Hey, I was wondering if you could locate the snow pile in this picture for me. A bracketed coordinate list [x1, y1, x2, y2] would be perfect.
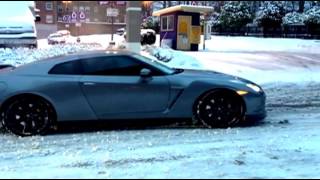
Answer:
[199, 35, 320, 53]
[61, 34, 125, 49]
[0, 43, 103, 66]
[282, 12, 306, 25]
[184, 51, 320, 84]
[142, 46, 320, 85]
[143, 46, 203, 70]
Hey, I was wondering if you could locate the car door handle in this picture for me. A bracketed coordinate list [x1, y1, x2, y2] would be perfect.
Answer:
[82, 82, 96, 86]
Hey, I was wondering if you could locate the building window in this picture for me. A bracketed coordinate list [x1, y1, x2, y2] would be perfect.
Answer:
[116, 1, 126, 6]
[79, 6, 85, 12]
[45, 2, 53, 11]
[94, 6, 99, 13]
[57, 5, 63, 13]
[73, 6, 78, 12]
[46, 15, 54, 24]
[85, 6, 90, 13]
[161, 15, 174, 31]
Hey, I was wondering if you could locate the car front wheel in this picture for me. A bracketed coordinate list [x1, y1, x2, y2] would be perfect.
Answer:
[194, 90, 245, 128]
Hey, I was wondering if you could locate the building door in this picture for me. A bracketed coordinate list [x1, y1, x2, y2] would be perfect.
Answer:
[177, 16, 191, 50]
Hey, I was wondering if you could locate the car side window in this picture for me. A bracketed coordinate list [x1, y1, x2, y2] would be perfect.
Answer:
[81, 55, 163, 76]
[49, 61, 82, 75]
[81, 56, 116, 76]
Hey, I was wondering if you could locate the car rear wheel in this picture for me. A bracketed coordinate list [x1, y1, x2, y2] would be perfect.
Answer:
[1, 96, 55, 136]
[194, 90, 245, 128]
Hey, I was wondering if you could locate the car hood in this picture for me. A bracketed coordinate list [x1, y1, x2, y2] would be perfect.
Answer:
[175, 69, 254, 84]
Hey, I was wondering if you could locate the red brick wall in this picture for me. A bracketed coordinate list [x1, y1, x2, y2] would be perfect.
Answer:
[36, 1, 128, 35]
[35, 1, 57, 24]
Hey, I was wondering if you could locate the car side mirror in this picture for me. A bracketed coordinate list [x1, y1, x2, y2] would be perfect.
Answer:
[35, 15, 41, 22]
[140, 68, 152, 78]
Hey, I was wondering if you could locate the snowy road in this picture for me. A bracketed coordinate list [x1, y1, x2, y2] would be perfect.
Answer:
[0, 83, 319, 178]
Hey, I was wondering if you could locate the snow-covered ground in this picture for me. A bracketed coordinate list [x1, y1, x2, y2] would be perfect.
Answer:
[199, 36, 320, 53]
[0, 92, 319, 178]
[0, 35, 320, 178]
[148, 35, 320, 85]
[38, 34, 125, 50]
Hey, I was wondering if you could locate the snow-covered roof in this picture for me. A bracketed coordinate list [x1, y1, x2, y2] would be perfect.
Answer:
[152, 5, 214, 16]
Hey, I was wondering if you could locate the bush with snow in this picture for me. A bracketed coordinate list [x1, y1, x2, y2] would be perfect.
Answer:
[304, 6, 320, 26]
[124, 29, 156, 45]
[255, 1, 286, 27]
[141, 16, 160, 33]
[282, 12, 306, 25]
[210, 12, 221, 27]
[218, 1, 253, 28]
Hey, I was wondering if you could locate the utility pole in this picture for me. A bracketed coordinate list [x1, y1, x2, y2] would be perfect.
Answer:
[111, 1, 115, 42]
[126, 1, 141, 53]
[203, 20, 206, 50]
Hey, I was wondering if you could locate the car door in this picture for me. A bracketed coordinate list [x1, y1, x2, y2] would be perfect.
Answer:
[79, 55, 170, 119]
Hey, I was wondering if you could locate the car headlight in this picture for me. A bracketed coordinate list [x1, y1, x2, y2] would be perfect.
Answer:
[246, 83, 262, 92]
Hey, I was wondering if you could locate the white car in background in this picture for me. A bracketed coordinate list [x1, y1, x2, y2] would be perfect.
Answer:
[57, 30, 71, 37]
[0, 1, 39, 48]
[47, 33, 66, 45]
[116, 28, 125, 36]
[47, 30, 71, 45]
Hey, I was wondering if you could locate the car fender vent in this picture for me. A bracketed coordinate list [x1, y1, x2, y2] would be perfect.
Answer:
[168, 89, 184, 110]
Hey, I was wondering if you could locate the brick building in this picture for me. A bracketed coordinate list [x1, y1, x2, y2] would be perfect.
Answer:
[35, 1, 127, 37]
[35, 1, 58, 38]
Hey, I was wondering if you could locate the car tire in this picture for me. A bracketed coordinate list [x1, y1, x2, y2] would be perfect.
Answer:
[1, 96, 56, 136]
[194, 90, 245, 128]
[145, 32, 156, 45]
[29, 43, 37, 49]
[141, 34, 147, 45]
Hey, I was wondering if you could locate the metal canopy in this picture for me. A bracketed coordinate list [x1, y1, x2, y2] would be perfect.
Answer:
[152, 5, 214, 16]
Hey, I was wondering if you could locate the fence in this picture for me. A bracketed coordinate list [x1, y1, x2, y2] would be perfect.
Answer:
[211, 25, 320, 39]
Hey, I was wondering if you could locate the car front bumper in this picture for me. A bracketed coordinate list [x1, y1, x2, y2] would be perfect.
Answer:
[243, 91, 267, 122]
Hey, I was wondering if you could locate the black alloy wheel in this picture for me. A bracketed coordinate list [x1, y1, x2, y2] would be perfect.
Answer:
[1, 96, 55, 136]
[195, 90, 245, 128]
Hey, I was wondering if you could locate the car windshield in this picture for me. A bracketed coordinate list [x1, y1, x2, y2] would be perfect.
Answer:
[49, 34, 61, 38]
[132, 54, 176, 75]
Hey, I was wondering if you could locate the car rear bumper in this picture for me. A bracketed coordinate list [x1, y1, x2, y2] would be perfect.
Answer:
[0, 37, 37, 45]
[48, 40, 66, 44]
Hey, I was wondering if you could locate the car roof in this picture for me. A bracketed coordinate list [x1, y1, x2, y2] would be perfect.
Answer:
[49, 33, 62, 37]
[11, 50, 136, 75]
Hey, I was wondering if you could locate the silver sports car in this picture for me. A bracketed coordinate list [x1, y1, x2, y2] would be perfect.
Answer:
[0, 50, 266, 136]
